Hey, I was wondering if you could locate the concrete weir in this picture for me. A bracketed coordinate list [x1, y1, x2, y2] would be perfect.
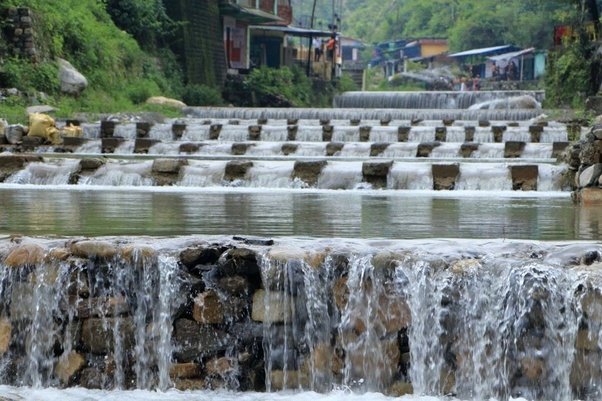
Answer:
[0, 236, 600, 399]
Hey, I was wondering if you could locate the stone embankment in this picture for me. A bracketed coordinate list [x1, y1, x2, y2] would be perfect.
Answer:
[0, 237, 601, 398]
[568, 120, 602, 204]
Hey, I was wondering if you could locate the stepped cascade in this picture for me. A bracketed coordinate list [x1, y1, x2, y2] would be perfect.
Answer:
[0, 93, 599, 401]
[0, 114, 581, 192]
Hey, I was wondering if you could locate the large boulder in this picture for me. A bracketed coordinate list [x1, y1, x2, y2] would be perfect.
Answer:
[58, 58, 88, 96]
[146, 96, 187, 109]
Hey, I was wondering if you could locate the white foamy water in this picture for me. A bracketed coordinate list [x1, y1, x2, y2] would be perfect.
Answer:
[0, 386, 533, 401]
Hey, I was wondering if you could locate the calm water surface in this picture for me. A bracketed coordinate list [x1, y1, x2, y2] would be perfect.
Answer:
[0, 187, 598, 240]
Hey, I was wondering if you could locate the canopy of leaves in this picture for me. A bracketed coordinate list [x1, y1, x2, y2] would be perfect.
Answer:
[293, 0, 588, 50]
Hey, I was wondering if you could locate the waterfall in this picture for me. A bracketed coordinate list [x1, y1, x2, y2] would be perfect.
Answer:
[185, 107, 543, 122]
[0, 244, 182, 389]
[6, 160, 80, 185]
[333, 91, 545, 109]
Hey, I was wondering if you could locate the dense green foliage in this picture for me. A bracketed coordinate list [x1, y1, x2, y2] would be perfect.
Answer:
[104, 0, 174, 50]
[182, 84, 224, 107]
[0, 0, 184, 120]
[293, 0, 587, 50]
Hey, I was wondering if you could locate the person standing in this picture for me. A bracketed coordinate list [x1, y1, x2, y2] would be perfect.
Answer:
[313, 37, 322, 61]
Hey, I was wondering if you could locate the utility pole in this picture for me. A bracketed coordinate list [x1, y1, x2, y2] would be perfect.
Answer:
[306, 0, 318, 77]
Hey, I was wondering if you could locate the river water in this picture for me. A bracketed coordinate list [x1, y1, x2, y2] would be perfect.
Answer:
[0, 186, 597, 240]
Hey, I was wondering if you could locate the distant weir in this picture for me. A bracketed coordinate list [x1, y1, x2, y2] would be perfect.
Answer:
[185, 107, 543, 122]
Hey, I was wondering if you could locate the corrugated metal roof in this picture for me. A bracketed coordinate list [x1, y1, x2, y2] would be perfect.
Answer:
[249, 25, 333, 37]
[489, 47, 535, 62]
[449, 45, 515, 58]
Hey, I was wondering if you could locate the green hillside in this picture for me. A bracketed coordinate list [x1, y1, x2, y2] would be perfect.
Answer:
[294, 0, 583, 50]
[0, 0, 183, 122]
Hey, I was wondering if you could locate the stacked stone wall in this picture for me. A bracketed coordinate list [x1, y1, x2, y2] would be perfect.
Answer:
[1, 7, 39, 62]
[167, 0, 225, 87]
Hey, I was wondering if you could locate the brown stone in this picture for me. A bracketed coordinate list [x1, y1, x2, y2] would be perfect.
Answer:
[319, 119, 330, 126]
[552, 142, 569, 159]
[0, 155, 42, 171]
[101, 138, 124, 153]
[359, 126, 372, 142]
[0, 319, 12, 355]
[77, 297, 129, 318]
[152, 158, 187, 174]
[363, 161, 393, 189]
[224, 161, 252, 181]
[350, 118, 361, 126]
[529, 125, 544, 142]
[478, 120, 490, 127]
[520, 356, 545, 381]
[62, 137, 86, 147]
[432, 164, 460, 190]
[511, 165, 538, 191]
[248, 125, 262, 140]
[173, 378, 207, 390]
[251, 290, 292, 323]
[81, 318, 134, 354]
[172, 123, 187, 140]
[333, 276, 349, 311]
[119, 245, 156, 264]
[287, 125, 297, 141]
[417, 142, 441, 157]
[580, 188, 602, 205]
[209, 124, 222, 140]
[218, 275, 249, 295]
[170, 362, 201, 379]
[322, 126, 333, 142]
[55, 352, 85, 384]
[387, 381, 414, 397]
[79, 158, 104, 171]
[173, 319, 230, 362]
[231, 143, 253, 155]
[326, 142, 344, 156]
[205, 356, 237, 376]
[192, 290, 224, 324]
[460, 143, 479, 158]
[135, 122, 153, 138]
[287, 119, 298, 125]
[370, 143, 390, 157]
[71, 240, 117, 259]
[100, 120, 115, 138]
[270, 370, 306, 390]
[180, 142, 201, 154]
[576, 329, 598, 351]
[398, 126, 410, 142]
[435, 127, 447, 142]
[464, 126, 476, 142]
[4, 243, 46, 267]
[492, 126, 505, 143]
[282, 143, 298, 155]
[346, 337, 400, 385]
[292, 160, 327, 186]
[504, 141, 526, 158]
[134, 138, 159, 154]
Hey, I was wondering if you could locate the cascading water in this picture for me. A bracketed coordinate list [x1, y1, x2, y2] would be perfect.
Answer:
[0, 243, 182, 390]
[185, 107, 542, 121]
[333, 91, 545, 109]
[0, 238, 601, 401]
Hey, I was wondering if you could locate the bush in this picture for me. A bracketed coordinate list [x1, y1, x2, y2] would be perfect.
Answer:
[545, 39, 592, 108]
[244, 66, 312, 107]
[182, 84, 224, 106]
[126, 79, 161, 104]
[0, 58, 59, 94]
